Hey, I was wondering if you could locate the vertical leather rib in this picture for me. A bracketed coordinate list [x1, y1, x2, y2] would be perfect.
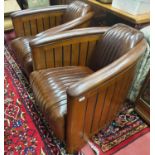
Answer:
[30, 66, 93, 140]
[63, 1, 92, 23]
[89, 23, 144, 71]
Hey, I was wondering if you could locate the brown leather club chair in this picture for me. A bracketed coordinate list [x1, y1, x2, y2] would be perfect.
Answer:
[11, 1, 94, 77]
[29, 24, 147, 153]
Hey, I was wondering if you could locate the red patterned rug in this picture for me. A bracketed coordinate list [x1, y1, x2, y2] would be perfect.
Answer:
[4, 48, 65, 154]
[4, 31, 149, 155]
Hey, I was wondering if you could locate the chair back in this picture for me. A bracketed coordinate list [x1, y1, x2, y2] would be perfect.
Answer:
[89, 24, 144, 71]
[63, 1, 92, 23]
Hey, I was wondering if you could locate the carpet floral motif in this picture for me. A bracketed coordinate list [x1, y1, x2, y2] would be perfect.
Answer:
[5, 64, 39, 154]
[4, 47, 65, 155]
[92, 105, 148, 154]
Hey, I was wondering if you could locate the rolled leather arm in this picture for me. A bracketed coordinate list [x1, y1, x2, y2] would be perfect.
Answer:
[67, 39, 147, 97]
[30, 25, 109, 47]
[30, 26, 110, 71]
[11, 5, 68, 17]
[35, 12, 94, 38]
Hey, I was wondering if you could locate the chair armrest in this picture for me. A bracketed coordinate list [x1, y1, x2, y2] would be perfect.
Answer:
[29, 27, 110, 70]
[67, 39, 147, 97]
[11, 5, 68, 37]
[30, 26, 109, 46]
[35, 12, 94, 38]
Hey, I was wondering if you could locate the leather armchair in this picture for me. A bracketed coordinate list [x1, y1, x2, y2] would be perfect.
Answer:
[11, 1, 94, 77]
[29, 24, 147, 153]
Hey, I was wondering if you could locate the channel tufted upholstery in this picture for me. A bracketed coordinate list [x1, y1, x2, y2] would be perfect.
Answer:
[11, 37, 34, 76]
[29, 24, 147, 153]
[89, 24, 144, 71]
[30, 66, 93, 140]
[11, 1, 94, 77]
[63, 1, 92, 23]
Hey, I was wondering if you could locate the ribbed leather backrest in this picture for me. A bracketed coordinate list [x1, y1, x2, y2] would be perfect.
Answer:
[63, 1, 91, 23]
[89, 24, 144, 71]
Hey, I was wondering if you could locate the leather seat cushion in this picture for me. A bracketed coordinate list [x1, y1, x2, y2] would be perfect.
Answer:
[11, 37, 34, 76]
[30, 66, 93, 140]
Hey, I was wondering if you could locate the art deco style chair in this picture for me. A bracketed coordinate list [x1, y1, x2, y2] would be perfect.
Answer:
[29, 24, 147, 153]
[11, 1, 94, 77]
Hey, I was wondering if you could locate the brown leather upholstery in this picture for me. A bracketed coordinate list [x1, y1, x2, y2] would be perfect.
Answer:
[29, 24, 147, 153]
[30, 66, 93, 140]
[63, 1, 92, 23]
[11, 37, 34, 76]
[11, 1, 93, 77]
[89, 24, 144, 71]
